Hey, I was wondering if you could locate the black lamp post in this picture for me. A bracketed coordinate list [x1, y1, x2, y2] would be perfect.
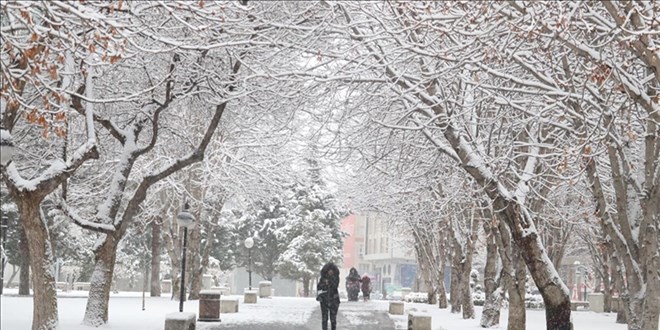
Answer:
[176, 202, 195, 312]
[244, 237, 254, 290]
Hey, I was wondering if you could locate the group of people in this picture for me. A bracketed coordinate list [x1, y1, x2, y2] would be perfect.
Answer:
[316, 263, 372, 330]
[345, 267, 372, 302]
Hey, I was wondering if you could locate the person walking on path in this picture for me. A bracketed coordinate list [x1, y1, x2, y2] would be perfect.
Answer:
[346, 267, 361, 301]
[361, 274, 372, 301]
[317, 262, 340, 330]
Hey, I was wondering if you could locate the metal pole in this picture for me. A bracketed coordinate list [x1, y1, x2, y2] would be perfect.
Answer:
[583, 272, 587, 301]
[179, 228, 188, 312]
[248, 248, 252, 290]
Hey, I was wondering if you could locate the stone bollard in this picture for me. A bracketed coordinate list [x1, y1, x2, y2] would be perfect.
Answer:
[161, 280, 172, 294]
[389, 301, 404, 315]
[198, 290, 221, 322]
[220, 298, 239, 313]
[244, 291, 258, 304]
[408, 312, 431, 330]
[164, 312, 196, 330]
[401, 287, 411, 301]
[587, 293, 604, 313]
[259, 281, 272, 298]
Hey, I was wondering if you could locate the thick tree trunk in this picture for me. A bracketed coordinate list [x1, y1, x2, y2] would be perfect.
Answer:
[460, 262, 474, 319]
[188, 268, 203, 300]
[437, 265, 448, 308]
[507, 249, 527, 330]
[83, 235, 118, 327]
[450, 249, 462, 313]
[480, 220, 500, 327]
[414, 241, 436, 304]
[20, 198, 58, 330]
[150, 220, 161, 297]
[302, 275, 310, 297]
[460, 210, 477, 320]
[18, 225, 30, 295]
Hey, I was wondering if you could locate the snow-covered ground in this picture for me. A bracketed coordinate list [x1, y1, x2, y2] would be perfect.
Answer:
[0, 289, 636, 330]
[387, 301, 631, 330]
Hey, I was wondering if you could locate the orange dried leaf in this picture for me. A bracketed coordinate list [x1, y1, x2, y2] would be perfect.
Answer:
[55, 111, 66, 121]
[49, 65, 58, 80]
[89, 43, 96, 53]
[199, 0, 205, 8]
[42, 128, 49, 139]
[38, 115, 47, 126]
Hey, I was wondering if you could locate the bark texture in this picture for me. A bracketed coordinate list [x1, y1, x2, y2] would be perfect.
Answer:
[18, 226, 30, 296]
[20, 198, 58, 330]
[480, 219, 500, 327]
[150, 220, 161, 297]
[82, 236, 118, 326]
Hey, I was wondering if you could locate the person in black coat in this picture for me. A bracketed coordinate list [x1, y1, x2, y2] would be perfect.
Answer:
[317, 262, 340, 330]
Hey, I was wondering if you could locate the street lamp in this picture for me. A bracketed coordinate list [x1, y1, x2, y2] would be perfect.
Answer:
[573, 261, 588, 301]
[244, 237, 254, 290]
[1, 128, 17, 167]
[176, 202, 195, 312]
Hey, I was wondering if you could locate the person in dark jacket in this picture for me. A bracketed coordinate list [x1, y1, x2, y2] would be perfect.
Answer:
[317, 262, 340, 330]
[345, 267, 361, 301]
[361, 274, 372, 301]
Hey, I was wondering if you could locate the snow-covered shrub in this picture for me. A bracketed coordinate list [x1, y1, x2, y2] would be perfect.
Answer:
[405, 292, 429, 303]
[525, 294, 545, 309]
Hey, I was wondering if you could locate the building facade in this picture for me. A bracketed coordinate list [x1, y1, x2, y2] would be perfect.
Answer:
[339, 212, 417, 297]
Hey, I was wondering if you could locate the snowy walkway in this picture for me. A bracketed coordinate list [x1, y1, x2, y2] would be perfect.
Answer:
[202, 300, 395, 329]
[305, 300, 395, 330]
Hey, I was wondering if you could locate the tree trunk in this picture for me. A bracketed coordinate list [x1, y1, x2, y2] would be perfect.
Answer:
[20, 198, 58, 330]
[18, 225, 30, 295]
[83, 235, 118, 326]
[150, 220, 161, 297]
[450, 248, 462, 313]
[507, 249, 527, 330]
[480, 219, 500, 327]
[437, 266, 448, 308]
[187, 225, 202, 300]
[414, 241, 436, 304]
[460, 262, 474, 319]
[171, 267, 181, 301]
[460, 209, 477, 320]
[302, 275, 311, 297]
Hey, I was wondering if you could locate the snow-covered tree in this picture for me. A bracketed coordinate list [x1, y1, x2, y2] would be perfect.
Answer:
[277, 181, 345, 297]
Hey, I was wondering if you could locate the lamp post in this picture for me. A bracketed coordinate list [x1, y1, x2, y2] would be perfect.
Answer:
[574, 261, 588, 301]
[244, 237, 254, 290]
[176, 202, 195, 312]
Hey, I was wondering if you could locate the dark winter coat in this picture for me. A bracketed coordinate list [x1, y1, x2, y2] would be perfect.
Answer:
[318, 262, 340, 307]
[346, 267, 361, 283]
[360, 275, 371, 293]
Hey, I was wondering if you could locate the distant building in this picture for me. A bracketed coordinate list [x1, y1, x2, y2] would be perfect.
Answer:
[339, 212, 417, 295]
